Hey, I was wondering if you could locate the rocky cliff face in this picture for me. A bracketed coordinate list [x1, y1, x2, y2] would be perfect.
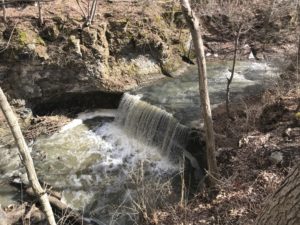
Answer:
[0, 2, 190, 105]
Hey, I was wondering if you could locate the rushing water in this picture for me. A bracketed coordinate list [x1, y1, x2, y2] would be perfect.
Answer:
[34, 111, 179, 224]
[0, 60, 279, 224]
[133, 60, 279, 127]
[116, 93, 190, 162]
[0, 108, 180, 224]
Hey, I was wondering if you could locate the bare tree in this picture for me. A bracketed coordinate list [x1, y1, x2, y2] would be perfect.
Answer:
[74, 0, 98, 27]
[226, 25, 241, 120]
[226, 27, 254, 119]
[0, 87, 57, 225]
[180, 0, 219, 187]
[212, 1, 257, 120]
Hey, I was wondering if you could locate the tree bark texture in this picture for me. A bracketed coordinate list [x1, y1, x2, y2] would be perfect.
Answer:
[256, 162, 300, 225]
[0, 87, 56, 225]
[180, 0, 219, 185]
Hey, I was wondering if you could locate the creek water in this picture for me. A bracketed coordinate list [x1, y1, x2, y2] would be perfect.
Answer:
[133, 60, 279, 127]
[0, 60, 279, 224]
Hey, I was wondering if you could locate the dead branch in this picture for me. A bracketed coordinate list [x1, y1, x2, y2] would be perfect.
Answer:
[0, 23, 17, 53]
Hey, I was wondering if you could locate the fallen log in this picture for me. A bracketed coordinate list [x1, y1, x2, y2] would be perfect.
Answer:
[10, 180, 94, 225]
[2, 204, 26, 225]
[26, 188, 93, 225]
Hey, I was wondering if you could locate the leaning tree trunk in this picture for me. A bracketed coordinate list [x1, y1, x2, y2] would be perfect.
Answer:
[180, 0, 219, 186]
[256, 162, 300, 225]
[0, 87, 57, 225]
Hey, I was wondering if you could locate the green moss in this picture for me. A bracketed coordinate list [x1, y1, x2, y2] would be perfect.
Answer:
[127, 63, 138, 76]
[155, 15, 162, 24]
[18, 31, 28, 46]
[295, 112, 300, 120]
[36, 36, 46, 46]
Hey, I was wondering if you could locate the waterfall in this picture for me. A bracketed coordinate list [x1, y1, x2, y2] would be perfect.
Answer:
[115, 93, 190, 162]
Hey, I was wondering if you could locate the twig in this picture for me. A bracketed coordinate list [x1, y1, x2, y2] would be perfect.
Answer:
[24, 203, 35, 225]
[0, 23, 17, 53]
[75, 0, 87, 18]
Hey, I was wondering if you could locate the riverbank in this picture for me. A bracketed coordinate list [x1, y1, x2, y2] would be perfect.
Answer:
[155, 74, 300, 225]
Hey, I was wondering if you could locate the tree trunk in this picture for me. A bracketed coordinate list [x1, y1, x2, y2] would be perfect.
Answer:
[85, 0, 97, 26]
[226, 29, 240, 120]
[37, 0, 43, 26]
[0, 87, 56, 225]
[256, 162, 300, 225]
[180, 0, 219, 186]
[2, 0, 6, 23]
[297, 0, 300, 83]
[297, 36, 300, 82]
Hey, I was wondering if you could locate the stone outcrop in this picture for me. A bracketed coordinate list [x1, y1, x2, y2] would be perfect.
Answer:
[0, 5, 190, 105]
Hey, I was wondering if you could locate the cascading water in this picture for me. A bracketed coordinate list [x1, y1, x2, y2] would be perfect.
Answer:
[14, 97, 184, 225]
[0, 60, 278, 225]
[115, 93, 190, 162]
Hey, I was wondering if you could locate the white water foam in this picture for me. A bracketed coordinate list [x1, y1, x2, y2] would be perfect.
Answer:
[95, 122, 178, 173]
[32, 107, 179, 212]
[60, 109, 117, 132]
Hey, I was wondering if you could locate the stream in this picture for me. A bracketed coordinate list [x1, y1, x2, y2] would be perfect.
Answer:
[0, 60, 279, 224]
[133, 60, 279, 127]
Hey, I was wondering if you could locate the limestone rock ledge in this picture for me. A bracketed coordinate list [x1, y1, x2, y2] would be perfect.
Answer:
[0, 6, 190, 104]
